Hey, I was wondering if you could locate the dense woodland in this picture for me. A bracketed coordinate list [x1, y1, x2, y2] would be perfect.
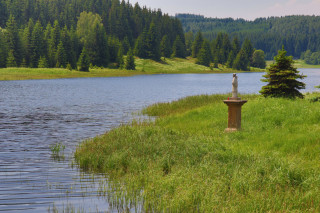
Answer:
[0, 0, 185, 69]
[177, 14, 320, 59]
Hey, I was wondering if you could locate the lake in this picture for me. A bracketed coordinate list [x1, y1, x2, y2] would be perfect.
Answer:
[0, 69, 319, 212]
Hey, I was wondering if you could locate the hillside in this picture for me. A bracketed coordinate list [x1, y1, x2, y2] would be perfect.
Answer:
[177, 14, 320, 59]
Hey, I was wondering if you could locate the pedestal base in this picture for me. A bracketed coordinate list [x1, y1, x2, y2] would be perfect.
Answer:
[223, 99, 247, 132]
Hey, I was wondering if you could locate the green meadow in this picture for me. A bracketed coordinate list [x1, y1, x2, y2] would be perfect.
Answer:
[0, 57, 264, 81]
[75, 93, 320, 212]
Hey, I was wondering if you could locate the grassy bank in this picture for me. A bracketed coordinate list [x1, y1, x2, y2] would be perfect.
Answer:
[267, 59, 320, 69]
[75, 93, 320, 212]
[0, 57, 263, 81]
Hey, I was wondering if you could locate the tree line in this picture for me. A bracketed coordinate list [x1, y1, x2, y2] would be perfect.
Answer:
[189, 31, 266, 70]
[0, 0, 185, 70]
[177, 14, 320, 60]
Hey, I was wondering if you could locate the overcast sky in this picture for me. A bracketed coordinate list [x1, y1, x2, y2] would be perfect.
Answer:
[129, 0, 320, 20]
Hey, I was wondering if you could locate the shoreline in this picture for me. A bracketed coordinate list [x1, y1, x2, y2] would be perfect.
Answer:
[0, 57, 265, 81]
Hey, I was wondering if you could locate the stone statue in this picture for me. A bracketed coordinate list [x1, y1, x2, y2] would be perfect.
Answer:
[232, 73, 238, 98]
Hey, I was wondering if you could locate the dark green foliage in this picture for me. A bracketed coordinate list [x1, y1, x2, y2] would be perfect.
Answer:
[252, 49, 266, 69]
[134, 28, 148, 58]
[302, 50, 320, 65]
[196, 40, 211, 67]
[0, 0, 185, 69]
[6, 49, 17, 67]
[226, 51, 235, 68]
[232, 49, 249, 71]
[117, 45, 124, 69]
[77, 47, 90, 72]
[172, 36, 186, 58]
[177, 14, 320, 59]
[38, 56, 48, 68]
[122, 37, 131, 55]
[125, 48, 135, 70]
[56, 41, 67, 68]
[6, 15, 22, 66]
[146, 22, 161, 61]
[192, 31, 203, 58]
[30, 21, 45, 68]
[242, 38, 254, 64]
[0, 30, 7, 67]
[260, 47, 306, 99]
[160, 35, 172, 58]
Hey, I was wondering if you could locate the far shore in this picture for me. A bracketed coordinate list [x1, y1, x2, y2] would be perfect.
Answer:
[1, 58, 317, 81]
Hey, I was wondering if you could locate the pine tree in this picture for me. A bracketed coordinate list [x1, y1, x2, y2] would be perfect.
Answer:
[232, 49, 249, 71]
[38, 56, 48, 68]
[146, 22, 160, 61]
[242, 38, 254, 64]
[260, 47, 306, 98]
[6, 15, 22, 66]
[30, 21, 44, 68]
[56, 41, 67, 68]
[77, 47, 90, 71]
[6, 49, 17, 67]
[122, 36, 131, 55]
[196, 40, 211, 67]
[117, 45, 124, 69]
[191, 31, 203, 58]
[160, 35, 171, 58]
[0, 31, 7, 68]
[125, 48, 135, 70]
[171, 36, 186, 58]
[226, 51, 235, 68]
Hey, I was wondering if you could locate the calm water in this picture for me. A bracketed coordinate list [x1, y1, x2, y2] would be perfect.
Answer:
[0, 69, 319, 212]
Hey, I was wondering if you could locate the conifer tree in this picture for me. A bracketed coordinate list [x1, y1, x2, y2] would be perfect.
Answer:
[6, 15, 22, 66]
[122, 36, 131, 55]
[160, 35, 171, 58]
[226, 51, 235, 68]
[0, 31, 7, 68]
[7, 49, 17, 67]
[242, 38, 254, 64]
[38, 56, 48, 68]
[56, 41, 67, 68]
[125, 48, 135, 70]
[116, 45, 124, 69]
[171, 36, 186, 58]
[232, 49, 249, 71]
[77, 47, 90, 71]
[30, 21, 45, 68]
[191, 31, 203, 58]
[146, 22, 160, 61]
[260, 47, 306, 98]
[196, 40, 211, 67]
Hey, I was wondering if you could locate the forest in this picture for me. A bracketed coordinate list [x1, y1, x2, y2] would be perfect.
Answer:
[177, 14, 320, 59]
[0, 0, 185, 69]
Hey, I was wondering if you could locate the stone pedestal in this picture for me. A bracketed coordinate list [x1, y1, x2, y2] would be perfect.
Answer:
[223, 98, 247, 132]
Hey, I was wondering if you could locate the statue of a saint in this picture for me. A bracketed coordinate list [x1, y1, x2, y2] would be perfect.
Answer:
[232, 73, 238, 98]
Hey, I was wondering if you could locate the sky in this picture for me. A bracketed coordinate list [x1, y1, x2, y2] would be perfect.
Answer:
[129, 0, 320, 20]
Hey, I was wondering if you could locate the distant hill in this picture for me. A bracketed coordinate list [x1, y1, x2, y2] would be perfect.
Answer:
[176, 14, 320, 59]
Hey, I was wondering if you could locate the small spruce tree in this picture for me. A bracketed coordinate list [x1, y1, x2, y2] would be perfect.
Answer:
[117, 45, 124, 69]
[125, 48, 135, 70]
[38, 56, 48, 68]
[6, 49, 17, 67]
[260, 47, 306, 98]
[77, 47, 90, 71]
[196, 41, 211, 67]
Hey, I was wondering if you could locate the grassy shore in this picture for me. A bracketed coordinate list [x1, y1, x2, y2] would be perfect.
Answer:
[0, 57, 264, 81]
[75, 93, 320, 212]
[267, 59, 320, 69]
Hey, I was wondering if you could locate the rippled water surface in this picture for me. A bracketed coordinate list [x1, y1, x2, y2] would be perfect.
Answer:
[0, 70, 319, 212]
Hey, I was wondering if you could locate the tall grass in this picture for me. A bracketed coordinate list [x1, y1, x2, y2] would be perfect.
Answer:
[75, 93, 320, 212]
